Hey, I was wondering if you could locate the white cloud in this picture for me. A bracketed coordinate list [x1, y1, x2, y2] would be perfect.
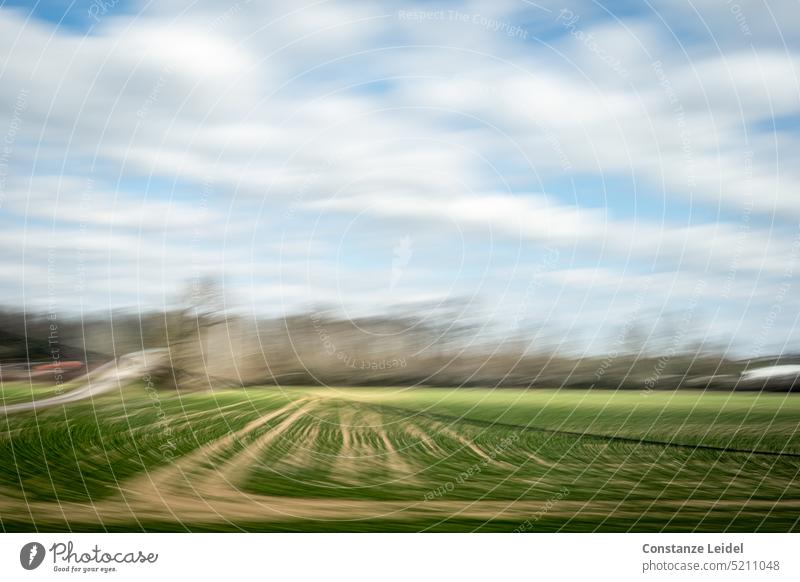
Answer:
[0, 1, 798, 355]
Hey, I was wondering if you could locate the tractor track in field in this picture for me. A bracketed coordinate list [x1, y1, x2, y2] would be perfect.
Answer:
[360, 410, 417, 481]
[2, 392, 800, 529]
[362, 402, 800, 459]
[193, 400, 320, 497]
[117, 398, 314, 498]
[3, 486, 800, 529]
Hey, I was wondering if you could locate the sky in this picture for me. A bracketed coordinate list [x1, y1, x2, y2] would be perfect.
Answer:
[0, 0, 799, 357]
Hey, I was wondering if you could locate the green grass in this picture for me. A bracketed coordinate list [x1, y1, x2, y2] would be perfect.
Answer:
[1, 385, 798, 532]
[0, 386, 305, 503]
[323, 388, 800, 453]
[0, 382, 80, 407]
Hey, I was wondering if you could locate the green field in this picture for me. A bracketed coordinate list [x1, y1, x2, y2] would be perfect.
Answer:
[0, 382, 79, 407]
[1, 384, 798, 532]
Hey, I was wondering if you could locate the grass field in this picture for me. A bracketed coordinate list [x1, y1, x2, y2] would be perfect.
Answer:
[1, 383, 798, 532]
[0, 382, 79, 407]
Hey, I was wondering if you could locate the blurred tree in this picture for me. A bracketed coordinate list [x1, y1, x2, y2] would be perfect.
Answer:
[168, 277, 226, 390]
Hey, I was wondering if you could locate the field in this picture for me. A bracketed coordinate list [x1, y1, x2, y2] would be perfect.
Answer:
[1, 383, 799, 532]
[0, 382, 79, 407]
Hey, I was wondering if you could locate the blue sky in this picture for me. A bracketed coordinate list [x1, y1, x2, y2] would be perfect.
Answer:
[1, 0, 799, 356]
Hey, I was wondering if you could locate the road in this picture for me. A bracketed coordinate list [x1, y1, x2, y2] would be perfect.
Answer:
[1, 349, 169, 415]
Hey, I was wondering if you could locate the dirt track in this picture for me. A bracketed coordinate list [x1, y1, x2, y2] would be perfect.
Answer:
[2, 391, 798, 529]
